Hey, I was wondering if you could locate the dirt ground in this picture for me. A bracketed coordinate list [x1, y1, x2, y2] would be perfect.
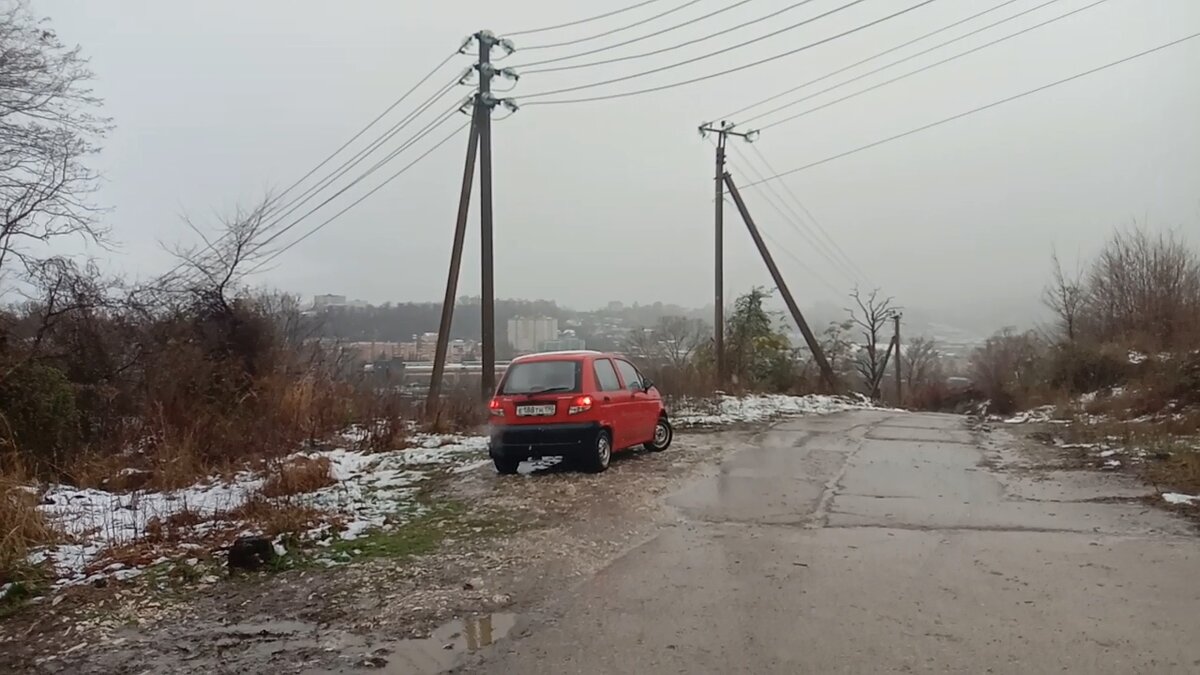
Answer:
[0, 428, 751, 674]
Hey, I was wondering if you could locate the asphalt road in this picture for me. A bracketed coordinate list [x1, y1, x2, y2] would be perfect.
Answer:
[462, 411, 1200, 674]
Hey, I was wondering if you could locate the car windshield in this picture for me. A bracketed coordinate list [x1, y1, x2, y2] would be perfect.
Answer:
[500, 360, 581, 395]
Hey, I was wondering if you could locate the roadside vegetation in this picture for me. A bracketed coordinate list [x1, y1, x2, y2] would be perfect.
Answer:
[971, 228, 1200, 501]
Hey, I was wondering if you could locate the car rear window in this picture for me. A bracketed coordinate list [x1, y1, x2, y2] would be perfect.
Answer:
[500, 360, 581, 395]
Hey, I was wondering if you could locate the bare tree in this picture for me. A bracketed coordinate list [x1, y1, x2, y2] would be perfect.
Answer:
[0, 1, 111, 285]
[1081, 227, 1200, 349]
[169, 199, 276, 311]
[655, 315, 706, 369]
[846, 287, 896, 398]
[1042, 249, 1084, 343]
[903, 336, 942, 391]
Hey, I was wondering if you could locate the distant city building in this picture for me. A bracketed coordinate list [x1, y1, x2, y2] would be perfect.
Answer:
[540, 336, 586, 352]
[313, 294, 347, 310]
[312, 294, 369, 310]
[507, 316, 559, 353]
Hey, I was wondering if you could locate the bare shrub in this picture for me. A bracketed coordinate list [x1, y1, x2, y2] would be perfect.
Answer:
[969, 328, 1043, 414]
[261, 456, 335, 498]
[1079, 228, 1200, 349]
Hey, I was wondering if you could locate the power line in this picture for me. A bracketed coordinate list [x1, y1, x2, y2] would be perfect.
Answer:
[515, 0, 706, 50]
[258, 75, 464, 238]
[728, 146, 865, 289]
[743, 32, 1200, 186]
[521, 0, 940, 106]
[157, 50, 463, 285]
[747, 142, 875, 287]
[512, 0, 756, 70]
[718, 0, 1024, 121]
[250, 102, 469, 256]
[273, 51, 461, 202]
[720, 192, 846, 301]
[520, 0, 882, 99]
[523, 0, 820, 74]
[246, 118, 471, 275]
[503, 0, 674, 38]
[757, 0, 1108, 130]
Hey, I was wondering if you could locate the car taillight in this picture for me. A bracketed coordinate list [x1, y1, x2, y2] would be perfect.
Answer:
[489, 398, 504, 417]
[569, 395, 593, 415]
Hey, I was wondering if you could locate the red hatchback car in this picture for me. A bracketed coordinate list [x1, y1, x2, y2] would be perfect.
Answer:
[488, 351, 673, 474]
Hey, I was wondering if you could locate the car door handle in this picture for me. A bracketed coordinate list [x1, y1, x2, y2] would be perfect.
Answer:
[603, 396, 611, 402]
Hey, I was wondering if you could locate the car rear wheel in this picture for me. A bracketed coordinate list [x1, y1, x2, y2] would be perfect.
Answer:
[493, 456, 520, 475]
[583, 429, 612, 473]
[645, 417, 673, 452]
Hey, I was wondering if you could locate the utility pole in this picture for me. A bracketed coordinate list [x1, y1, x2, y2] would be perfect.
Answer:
[426, 114, 480, 418]
[698, 121, 756, 390]
[724, 172, 838, 392]
[426, 31, 519, 418]
[893, 311, 903, 407]
[477, 30, 497, 400]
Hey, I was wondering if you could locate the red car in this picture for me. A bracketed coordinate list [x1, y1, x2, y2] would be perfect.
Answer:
[487, 351, 673, 474]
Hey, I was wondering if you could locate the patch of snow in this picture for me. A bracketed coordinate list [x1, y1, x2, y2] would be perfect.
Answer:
[1127, 351, 1148, 365]
[1099, 449, 1118, 458]
[673, 394, 882, 427]
[1162, 493, 1200, 506]
[1102, 459, 1121, 470]
[1002, 405, 1057, 424]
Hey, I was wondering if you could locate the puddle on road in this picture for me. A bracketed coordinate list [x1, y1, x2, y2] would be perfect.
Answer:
[381, 613, 517, 673]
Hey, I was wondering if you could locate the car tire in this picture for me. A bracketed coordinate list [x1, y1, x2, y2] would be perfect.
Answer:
[583, 429, 612, 473]
[493, 456, 520, 475]
[645, 416, 673, 452]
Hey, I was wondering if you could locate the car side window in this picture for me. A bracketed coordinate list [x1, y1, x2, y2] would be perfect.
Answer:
[593, 359, 622, 391]
[614, 360, 643, 391]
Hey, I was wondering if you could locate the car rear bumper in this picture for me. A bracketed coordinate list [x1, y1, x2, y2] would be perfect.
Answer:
[489, 422, 602, 460]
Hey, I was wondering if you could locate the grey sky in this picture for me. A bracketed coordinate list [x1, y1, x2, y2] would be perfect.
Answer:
[43, 0, 1200, 330]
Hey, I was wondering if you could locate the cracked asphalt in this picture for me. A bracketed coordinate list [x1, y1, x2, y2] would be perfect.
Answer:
[458, 411, 1200, 674]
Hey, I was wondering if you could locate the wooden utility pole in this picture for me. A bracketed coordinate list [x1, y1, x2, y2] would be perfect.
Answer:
[426, 115, 480, 418]
[478, 30, 497, 399]
[893, 311, 903, 406]
[723, 172, 838, 392]
[698, 121, 756, 389]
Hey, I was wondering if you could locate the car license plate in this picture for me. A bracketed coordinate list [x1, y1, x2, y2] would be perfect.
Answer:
[516, 404, 556, 417]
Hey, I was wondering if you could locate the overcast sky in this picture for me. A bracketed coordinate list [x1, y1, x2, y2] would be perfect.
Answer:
[42, 0, 1200, 330]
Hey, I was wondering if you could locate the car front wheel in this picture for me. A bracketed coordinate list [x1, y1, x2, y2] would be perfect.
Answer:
[583, 429, 612, 473]
[645, 417, 673, 452]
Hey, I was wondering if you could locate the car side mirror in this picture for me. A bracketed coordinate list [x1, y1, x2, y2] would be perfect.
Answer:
[641, 378, 654, 391]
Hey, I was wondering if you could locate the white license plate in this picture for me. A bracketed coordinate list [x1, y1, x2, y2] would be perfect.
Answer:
[516, 404, 556, 417]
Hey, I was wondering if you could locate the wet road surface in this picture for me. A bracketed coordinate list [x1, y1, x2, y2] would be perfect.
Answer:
[461, 411, 1200, 674]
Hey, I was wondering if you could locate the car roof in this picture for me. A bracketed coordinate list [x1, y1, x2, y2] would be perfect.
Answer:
[510, 350, 608, 363]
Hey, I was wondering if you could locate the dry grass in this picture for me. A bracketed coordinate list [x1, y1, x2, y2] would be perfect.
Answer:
[225, 496, 326, 537]
[261, 456, 335, 498]
[1, 473, 56, 584]
[426, 385, 486, 434]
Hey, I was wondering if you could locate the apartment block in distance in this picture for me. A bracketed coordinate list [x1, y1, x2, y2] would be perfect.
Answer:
[507, 316, 558, 354]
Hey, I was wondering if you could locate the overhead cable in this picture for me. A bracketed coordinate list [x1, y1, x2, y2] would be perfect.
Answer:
[756, 0, 1109, 130]
[523, 0, 820, 74]
[503, 0, 674, 38]
[520, 0, 940, 105]
[718, 0, 1024, 121]
[512, 0, 756, 69]
[742, 32, 1200, 186]
[515, 0, 706, 50]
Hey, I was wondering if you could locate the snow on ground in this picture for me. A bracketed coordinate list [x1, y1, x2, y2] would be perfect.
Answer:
[672, 393, 881, 427]
[29, 397, 886, 587]
[29, 433, 486, 587]
[1162, 493, 1200, 506]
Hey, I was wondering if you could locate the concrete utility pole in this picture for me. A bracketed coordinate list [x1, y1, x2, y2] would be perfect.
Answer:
[426, 114, 480, 418]
[723, 172, 838, 392]
[893, 311, 903, 407]
[477, 30, 497, 400]
[698, 121, 756, 389]
[426, 31, 517, 418]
